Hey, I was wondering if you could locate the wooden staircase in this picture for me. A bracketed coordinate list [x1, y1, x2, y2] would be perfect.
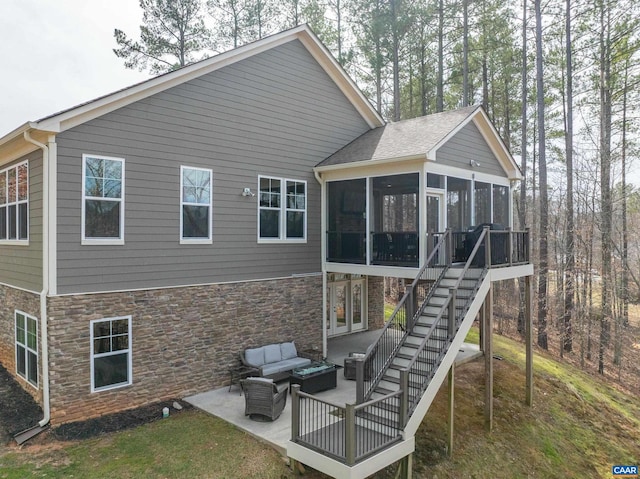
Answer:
[358, 266, 488, 438]
[288, 227, 522, 479]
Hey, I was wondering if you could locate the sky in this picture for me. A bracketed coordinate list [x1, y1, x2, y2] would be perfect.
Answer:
[2, 1, 639, 187]
[0, 0, 149, 137]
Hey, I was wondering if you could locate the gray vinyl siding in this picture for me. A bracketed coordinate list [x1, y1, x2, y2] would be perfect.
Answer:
[55, 39, 370, 294]
[437, 121, 507, 178]
[0, 152, 43, 292]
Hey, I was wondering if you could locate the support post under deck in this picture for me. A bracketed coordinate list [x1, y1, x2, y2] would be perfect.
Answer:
[483, 284, 493, 432]
[525, 275, 534, 406]
[447, 364, 455, 457]
[397, 453, 413, 479]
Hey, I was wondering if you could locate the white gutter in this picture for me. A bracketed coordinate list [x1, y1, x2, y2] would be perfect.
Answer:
[23, 131, 51, 428]
[314, 170, 328, 359]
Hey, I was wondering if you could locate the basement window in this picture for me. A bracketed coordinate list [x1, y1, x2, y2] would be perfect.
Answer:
[90, 316, 132, 392]
[15, 311, 38, 388]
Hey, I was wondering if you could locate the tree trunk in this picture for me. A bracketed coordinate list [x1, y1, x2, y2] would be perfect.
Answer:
[598, 1, 612, 375]
[437, 0, 444, 112]
[517, 0, 528, 336]
[462, 0, 469, 106]
[391, 0, 401, 121]
[563, 0, 574, 353]
[535, 0, 548, 350]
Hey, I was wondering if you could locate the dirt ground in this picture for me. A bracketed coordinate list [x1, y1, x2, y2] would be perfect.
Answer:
[0, 364, 42, 446]
[0, 363, 190, 449]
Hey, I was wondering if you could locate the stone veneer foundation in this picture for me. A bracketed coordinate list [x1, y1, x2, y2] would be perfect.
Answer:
[367, 276, 385, 329]
[45, 276, 323, 425]
[0, 284, 42, 404]
[0, 274, 387, 425]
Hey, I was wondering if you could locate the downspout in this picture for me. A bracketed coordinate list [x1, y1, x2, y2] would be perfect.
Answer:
[314, 170, 327, 359]
[23, 131, 51, 428]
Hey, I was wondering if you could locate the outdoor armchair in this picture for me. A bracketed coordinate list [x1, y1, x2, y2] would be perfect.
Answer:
[343, 342, 376, 381]
[240, 377, 287, 421]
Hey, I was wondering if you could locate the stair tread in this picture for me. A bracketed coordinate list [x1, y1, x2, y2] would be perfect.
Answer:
[396, 348, 440, 358]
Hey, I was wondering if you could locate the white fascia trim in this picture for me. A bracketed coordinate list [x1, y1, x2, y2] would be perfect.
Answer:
[30, 26, 383, 135]
[47, 136, 58, 296]
[50, 272, 323, 298]
[426, 162, 511, 186]
[297, 29, 384, 129]
[314, 153, 427, 175]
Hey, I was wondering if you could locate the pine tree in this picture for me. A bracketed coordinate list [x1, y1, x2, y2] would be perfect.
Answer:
[114, 0, 212, 74]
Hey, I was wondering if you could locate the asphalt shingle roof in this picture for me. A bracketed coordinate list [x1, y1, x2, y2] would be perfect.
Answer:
[318, 104, 481, 167]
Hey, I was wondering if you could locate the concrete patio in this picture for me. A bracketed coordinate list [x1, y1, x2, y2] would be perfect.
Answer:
[184, 329, 481, 455]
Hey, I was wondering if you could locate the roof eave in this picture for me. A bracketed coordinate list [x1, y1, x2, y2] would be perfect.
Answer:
[25, 25, 382, 137]
[314, 153, 427, 174]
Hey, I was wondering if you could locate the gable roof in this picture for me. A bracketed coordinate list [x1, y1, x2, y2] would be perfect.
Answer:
[0, 24, 384, 161]
[316, 104, 522, 180]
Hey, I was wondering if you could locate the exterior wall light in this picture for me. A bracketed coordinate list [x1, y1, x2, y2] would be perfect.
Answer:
[242, 187, 256, 197]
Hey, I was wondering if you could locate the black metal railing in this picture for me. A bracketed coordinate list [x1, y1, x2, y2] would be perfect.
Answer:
[371, 232, 419, 266]
[292, 226, 531, 466]
[450, 227, 530, 267]
[356, 230, 452, 404]
[326, 231, 366, 263]
[401, 227, 490, 418]
[327, 227, 529, 268]
[291, 385, 403, 465]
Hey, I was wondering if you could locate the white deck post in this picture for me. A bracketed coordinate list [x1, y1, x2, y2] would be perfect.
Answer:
[447, 364, 455, 457]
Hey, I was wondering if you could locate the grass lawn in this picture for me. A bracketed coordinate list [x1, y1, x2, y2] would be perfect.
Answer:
[1, 330, 638, 478]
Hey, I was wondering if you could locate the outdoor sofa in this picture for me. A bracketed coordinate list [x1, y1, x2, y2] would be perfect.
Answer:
[240, 341, 312, 382]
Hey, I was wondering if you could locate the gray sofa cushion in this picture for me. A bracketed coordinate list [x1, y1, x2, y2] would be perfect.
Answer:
[261, 357, 312, 377]
[245, 347, 265, 367]
[280, 341, 297, 360]
[263, 344, 282, 364]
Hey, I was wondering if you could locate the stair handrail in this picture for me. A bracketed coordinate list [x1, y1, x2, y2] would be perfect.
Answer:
[357, 230, 451, 402]
[452, 226, 489, 291]
[400, 227, 490, 418]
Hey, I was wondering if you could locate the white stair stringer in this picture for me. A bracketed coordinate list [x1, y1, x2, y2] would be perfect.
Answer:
[403, 273, 490, 437]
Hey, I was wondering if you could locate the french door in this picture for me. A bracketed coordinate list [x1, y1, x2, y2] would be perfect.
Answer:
[327, 277, 367, 336]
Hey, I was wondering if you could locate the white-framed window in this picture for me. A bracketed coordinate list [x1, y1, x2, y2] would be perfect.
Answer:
[82, 154, 125, 245]
[90, 316, 132, 392]
[0, 161, 29, 243]
[180, 166, 212, 243]
[258, 176, 306, 242]
[15, 311, 38, 388]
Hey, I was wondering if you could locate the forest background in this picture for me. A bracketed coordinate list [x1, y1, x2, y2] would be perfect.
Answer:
[113, 0, 640, 395]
